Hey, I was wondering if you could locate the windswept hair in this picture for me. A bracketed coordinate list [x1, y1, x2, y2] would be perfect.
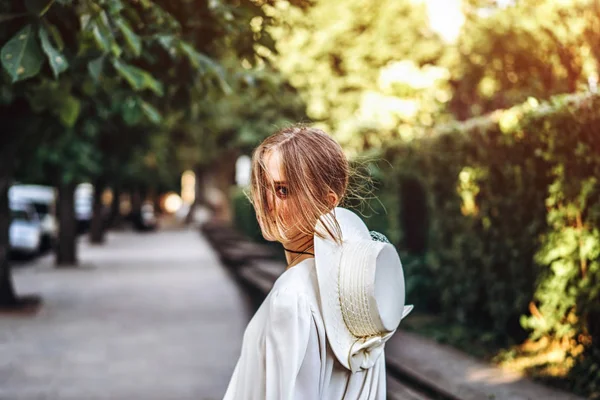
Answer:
[248, 125, 351, 244]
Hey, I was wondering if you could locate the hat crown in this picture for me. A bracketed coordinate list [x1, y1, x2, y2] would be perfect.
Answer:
[339, 239, 386, 337]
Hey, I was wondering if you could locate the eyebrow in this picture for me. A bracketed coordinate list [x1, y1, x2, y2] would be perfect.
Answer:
[273, 181, 287, 185]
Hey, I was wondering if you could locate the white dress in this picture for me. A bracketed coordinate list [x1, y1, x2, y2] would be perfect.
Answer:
[223, 257, 387, 400]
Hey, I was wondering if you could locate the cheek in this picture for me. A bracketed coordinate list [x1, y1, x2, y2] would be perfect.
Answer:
[272, 199, 293, 221]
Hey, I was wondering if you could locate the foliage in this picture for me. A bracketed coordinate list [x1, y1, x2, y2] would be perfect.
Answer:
[269, 0, 452, 153]
[2, 0, 196, 190]
[1, 0, 308, 270]
[1, 0, 302, 187]
[165, 57, 307, 175]
[231, 186, 287, 263]
[380, 92, 600, 397]
[232, 185, 264, 244]
[449, 0, 600, 119]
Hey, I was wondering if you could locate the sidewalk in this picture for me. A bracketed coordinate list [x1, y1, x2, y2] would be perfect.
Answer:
[234, 258, 583, 400]
[386, 332, 583, 400]
[0, 227, 249, 400]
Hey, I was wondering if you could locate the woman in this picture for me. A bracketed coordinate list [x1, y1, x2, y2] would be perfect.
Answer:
[223, 125, 412, 399]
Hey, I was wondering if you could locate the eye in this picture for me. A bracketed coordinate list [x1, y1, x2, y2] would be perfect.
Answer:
[275, 185, 288, 198]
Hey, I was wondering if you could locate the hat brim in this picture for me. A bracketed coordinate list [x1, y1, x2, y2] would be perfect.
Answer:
[314, 207, 372, 370]
[314, 207, 413, 371]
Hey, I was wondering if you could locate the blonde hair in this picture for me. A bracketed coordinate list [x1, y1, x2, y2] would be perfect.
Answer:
[248, 125, 351, 244]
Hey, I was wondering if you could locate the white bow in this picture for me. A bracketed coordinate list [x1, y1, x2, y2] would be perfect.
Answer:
[348, 330, 396, 373]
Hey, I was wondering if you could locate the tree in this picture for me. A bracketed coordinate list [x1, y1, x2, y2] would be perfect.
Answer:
[1, 0, 187, 267]
[269, 0, 450, 152]
[1, 0, 310, 306]
[449, 0, 600, 119]
[0, 0, 228, 304]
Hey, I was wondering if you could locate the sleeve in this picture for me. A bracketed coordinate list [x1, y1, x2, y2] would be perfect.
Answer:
[264, 289, 313, 399]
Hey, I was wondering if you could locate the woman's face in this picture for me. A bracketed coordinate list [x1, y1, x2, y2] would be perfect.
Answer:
[263, 149, 296, 233]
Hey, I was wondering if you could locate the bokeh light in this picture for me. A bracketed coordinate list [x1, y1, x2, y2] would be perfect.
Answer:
[163, 192, 183, 214]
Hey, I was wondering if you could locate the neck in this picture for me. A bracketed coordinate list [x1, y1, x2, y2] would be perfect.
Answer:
[283, 234, 314, 268]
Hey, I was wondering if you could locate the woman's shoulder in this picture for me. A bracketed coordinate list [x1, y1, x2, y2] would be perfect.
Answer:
[272, 258, 317, 293]
[270, 258, 320, 311]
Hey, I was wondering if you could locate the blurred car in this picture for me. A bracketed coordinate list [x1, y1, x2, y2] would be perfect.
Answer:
[9, 184, 57, 251]
[9, 202, 42, 257]
[138, 203, 158, 231]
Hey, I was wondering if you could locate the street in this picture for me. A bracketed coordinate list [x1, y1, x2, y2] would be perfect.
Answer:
[0, 227, 249, 400]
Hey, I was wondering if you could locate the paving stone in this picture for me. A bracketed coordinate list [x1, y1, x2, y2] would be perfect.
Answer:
[0, 228, 249, 400]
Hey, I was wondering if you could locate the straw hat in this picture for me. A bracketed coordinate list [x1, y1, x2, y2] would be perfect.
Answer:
[314, 207, 413, 373]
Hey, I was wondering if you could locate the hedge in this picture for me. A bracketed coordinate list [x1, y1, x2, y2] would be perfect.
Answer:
[379, 93, 599, 396]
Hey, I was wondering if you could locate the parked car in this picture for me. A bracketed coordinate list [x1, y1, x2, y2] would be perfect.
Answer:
[9, 184, 57, 251]
[9, 202, 42, 257]
[140, 203, 158, 231]
[130, 202, 158, 232]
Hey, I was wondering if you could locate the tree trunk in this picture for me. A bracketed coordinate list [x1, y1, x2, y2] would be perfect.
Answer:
[0, 176, 18, 307]
[0, 102, 41, 309]
[211, 149, 240, 223]
[152, 191, 162, 216]
[130, 187, 143, 230]
[56, 182, 78, 266]
[184, 165, 207, 224]
[195, 165, 208, 206]
[89, 180, 106, 244]
[184, 198, 197, 225]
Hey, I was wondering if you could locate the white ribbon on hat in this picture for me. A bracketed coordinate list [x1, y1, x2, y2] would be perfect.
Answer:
[348, 330, 395, 373]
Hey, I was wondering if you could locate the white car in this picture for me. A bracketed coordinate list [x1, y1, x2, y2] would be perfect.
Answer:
[141, 203, 158, 231]
[9, 184, 57, 251]
[9, 202, 42, 256]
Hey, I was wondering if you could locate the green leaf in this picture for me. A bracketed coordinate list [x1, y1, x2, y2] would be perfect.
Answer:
[91, 21, 111, 52]
[213, 67, 232, 95]
[88, 56, 104, 81]
[155, 34, 178, 58]
[177, 41, 231, 93]
[116, 19, 141, 56]
[1, 24, 44, 83]
[107, 0, 124, 14]
[121, 96, 142, 126]
[80, 13, 91, 30]
[112, 59, 143, 88]
[81, 78, 97, 96]
[112, 59, 164, 96]
[45, 23, 64, 50]
[25, 0, 55, 16]
[56, 95, 81, 127]
[156, 34, 176, 49]
[140, 101, 162, 124]
[110, 42, 122, 58]
[90, 12, 122, 56]
[179, 42, 212, 72]
[38, 26, 68, 78]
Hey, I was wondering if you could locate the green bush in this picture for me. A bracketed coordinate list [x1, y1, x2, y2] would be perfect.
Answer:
[231, 186, 265, 243]
[231, 185, 287, 263]
[379, 92, 600, 396]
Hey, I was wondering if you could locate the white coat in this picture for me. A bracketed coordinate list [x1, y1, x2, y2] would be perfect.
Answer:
[223, 258, 387, 399]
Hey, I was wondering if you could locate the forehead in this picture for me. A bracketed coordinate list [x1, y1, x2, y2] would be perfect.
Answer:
[263, 149, 285, 183]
